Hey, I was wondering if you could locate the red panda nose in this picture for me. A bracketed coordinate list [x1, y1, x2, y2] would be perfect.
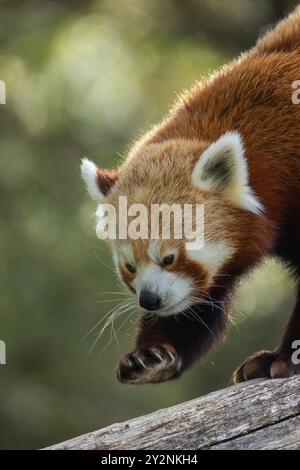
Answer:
[139, 290, 161, 311]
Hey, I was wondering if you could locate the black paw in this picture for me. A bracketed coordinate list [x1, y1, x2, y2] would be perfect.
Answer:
[116, 344, 182, 384]
[233, 350, 300, 383]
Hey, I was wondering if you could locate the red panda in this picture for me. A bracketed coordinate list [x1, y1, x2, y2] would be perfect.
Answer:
[81, 7, 300, 384]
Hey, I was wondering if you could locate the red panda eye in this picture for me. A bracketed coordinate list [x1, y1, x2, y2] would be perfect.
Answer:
[125, 263, 136, 274]
[162, 254, 175, 267]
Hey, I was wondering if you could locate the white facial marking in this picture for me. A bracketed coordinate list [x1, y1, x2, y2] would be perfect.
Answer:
[147, 240, 177, 264]
[112, 243, 135, 282]
[135, 265, 193, 316]
[111, 245, 121, 278]
[120, 243, 135, 266]
[192, 131, 264, 214]
[147, 240, 160, 263]
[187, 240, 234, 281]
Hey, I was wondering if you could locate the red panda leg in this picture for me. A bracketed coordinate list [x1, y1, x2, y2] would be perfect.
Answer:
[116, 301, 228, 384]
[234, 292, 300, 383]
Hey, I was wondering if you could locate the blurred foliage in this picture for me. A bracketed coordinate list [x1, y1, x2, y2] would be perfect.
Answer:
[0, 0, 298, 449]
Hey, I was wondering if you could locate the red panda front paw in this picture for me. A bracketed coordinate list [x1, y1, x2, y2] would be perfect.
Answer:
[116, 344, 182, 384]
[233, 350, 300, 383]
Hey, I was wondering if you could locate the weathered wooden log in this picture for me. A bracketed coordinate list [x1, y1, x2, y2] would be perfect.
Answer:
[47, 376, 300, 450]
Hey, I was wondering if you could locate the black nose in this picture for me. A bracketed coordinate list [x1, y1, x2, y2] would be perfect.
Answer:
[139, 290, 161, 311]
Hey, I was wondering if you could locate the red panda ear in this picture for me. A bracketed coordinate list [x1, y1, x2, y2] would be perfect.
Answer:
[191, 131, 263, 214]
[81, 158, 118, 202]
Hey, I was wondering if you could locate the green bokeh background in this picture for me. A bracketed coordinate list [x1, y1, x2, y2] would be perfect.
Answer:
[0, 0, 298, 449]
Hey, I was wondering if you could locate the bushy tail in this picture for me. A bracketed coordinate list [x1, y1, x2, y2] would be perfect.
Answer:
[256, 5, 300, 54]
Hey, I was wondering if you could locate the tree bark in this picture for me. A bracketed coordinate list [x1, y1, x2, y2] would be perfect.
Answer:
[46, 376, 300, 450]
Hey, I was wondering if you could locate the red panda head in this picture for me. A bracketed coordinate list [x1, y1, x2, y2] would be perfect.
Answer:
[81, 131, 265, 316]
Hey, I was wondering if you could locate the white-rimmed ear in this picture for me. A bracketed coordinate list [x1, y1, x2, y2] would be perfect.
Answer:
[191, 131, 263, 214]
[81, 158, 118, 202]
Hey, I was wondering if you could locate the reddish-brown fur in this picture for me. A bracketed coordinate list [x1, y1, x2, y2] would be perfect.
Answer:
[91, 7, 300, 383]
